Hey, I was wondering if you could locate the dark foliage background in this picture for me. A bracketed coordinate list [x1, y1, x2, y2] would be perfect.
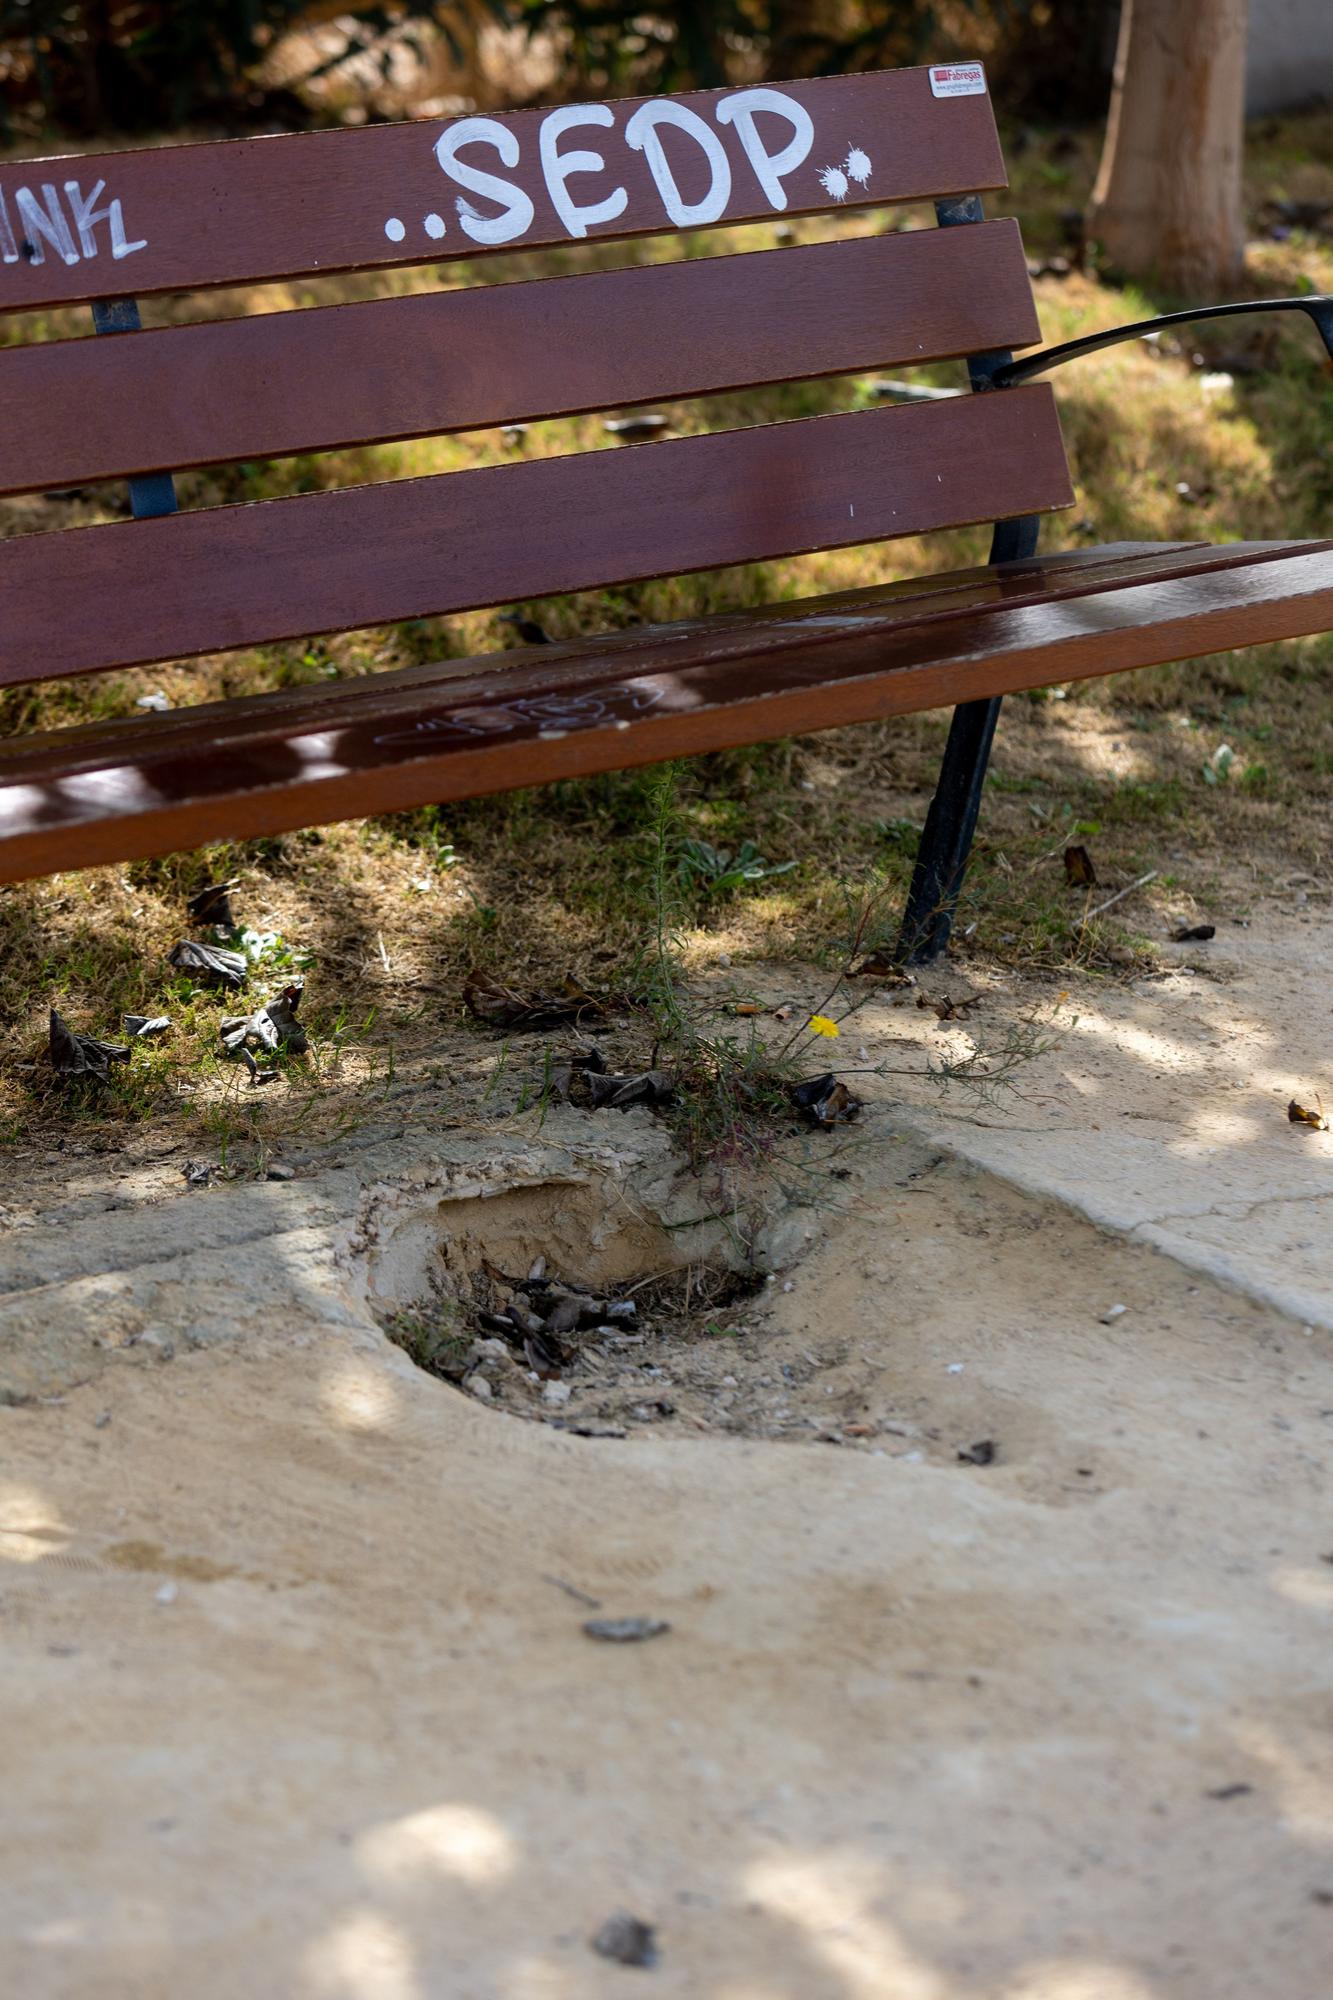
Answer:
[0, 2, 1117, 140]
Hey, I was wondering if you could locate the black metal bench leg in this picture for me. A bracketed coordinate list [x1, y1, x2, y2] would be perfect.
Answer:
[896, 514, 1040, 966]
[90, 299, 179, 522]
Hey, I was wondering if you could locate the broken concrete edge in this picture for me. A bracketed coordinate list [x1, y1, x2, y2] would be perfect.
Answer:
[0, 1107, 824, 1406]
[892, 1107, 1333, 1334]
[9, 1083, 1321, 1415]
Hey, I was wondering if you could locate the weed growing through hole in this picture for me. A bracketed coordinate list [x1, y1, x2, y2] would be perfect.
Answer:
[515, 1043, 561, 1126]
[637, 765, 810, 1176]
[638, 766, 1062, 1189]
[382, 1291, 473, 1380]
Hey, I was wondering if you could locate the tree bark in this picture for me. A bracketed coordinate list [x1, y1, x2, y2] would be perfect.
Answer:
[1089, 0, 1249, 297]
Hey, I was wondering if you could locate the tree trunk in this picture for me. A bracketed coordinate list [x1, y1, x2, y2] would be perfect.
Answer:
[1089, 0, 1249, 297]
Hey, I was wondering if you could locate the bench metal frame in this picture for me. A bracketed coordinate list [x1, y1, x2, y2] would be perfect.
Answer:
[901, 287, 1333, 963]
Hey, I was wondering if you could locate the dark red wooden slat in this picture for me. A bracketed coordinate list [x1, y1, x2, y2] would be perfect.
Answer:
[1, 542, 1327, 883]
[0, 67, 1005, 313]
[10, 539, 1223, 754]
[0, 388, 1073, 688]
[0, 223, 1039, 493]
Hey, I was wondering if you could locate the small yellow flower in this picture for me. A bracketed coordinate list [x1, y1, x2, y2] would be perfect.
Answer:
[807, 1014, 840, 1039]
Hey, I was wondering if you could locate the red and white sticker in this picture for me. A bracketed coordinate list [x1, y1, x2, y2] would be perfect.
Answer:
[929, 63, 987, 99]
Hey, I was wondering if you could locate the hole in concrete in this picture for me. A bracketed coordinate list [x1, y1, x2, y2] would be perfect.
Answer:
[349, 1163, 805, 1442]
[382, 1257, 767, 1429]
[355, 1175, 687, 1304]
[344, 1144, 1141, 1476]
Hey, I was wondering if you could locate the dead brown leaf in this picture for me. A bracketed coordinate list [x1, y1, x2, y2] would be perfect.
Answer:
[848, 952, 913, 982]
[917, 991, 982, 1022]
[463, 972, 623, 1030]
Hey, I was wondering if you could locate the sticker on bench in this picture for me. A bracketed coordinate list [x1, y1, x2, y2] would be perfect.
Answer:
[381, 88, 873, 248]
[929, 64, 987, 99]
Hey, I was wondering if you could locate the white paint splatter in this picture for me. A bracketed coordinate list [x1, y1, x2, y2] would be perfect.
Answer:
[817, 164, 849, 202]
[844, 145, 872, 188]
[383, 216, 406, 243]
[423, 211, 446, 239]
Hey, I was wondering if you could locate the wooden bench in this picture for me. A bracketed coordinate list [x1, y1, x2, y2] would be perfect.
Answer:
[2, 62, 1332, 961]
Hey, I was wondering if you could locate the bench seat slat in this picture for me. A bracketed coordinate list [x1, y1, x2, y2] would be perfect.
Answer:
[0, 224, 1039, 493]
[0, 67, 1004, 313]
[2, 541, 1327, 883]
[5, 539, 1227, 760]
[0, 388, 1074, 688]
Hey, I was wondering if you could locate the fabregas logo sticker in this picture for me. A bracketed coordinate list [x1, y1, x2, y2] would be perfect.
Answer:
[929, 63, 987, 99]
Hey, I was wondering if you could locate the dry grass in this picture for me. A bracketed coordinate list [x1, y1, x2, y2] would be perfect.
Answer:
[2, 111, 1332, 1151]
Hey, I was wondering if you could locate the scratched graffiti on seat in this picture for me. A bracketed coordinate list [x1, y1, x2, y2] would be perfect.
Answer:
[371, 681, 670, 752]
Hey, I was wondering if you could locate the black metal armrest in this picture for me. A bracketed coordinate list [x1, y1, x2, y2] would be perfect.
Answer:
[988, 295, 1333, 389]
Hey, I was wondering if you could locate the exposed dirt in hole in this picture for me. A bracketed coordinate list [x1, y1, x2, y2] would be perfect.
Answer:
[380, 1257, 771, 1439]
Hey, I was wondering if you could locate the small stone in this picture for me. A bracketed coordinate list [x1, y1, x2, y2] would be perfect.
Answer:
[1100, 1303, 1129, 1324]
[478, 1312, 518, 1335]
[464, 1373, 493, 1402]
[504, 1304, 546, 1339]
[93, 1410, 111, 1429]
[946, 1362, 965, 1375]
[542, 1380, 572, 1407]
[265, 1161, 295, 1181]
[592, 1912, 659, 1968]
[583, 1616, 670, 1644]
[543, 1296, 582, 1336]
[155, 1581, 178, 1606]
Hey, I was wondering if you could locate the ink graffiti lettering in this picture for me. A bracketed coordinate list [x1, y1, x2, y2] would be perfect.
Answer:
[382, 86, 870, 250]
[0, 176, 146, 267]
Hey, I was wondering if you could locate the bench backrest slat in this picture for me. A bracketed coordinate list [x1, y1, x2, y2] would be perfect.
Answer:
[0, 67, 1002, 313]
[2, 61, 1065, 741]
[0, 388, 1071, 689]
[1, 222, 1037, 492]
